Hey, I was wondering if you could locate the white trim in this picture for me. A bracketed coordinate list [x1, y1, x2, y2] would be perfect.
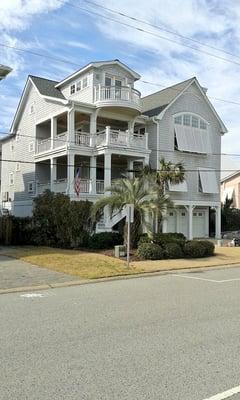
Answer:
[157, 78, 227, 134]
[55, 60, 140, 88]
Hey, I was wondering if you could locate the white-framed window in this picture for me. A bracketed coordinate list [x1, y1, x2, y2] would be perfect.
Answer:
[174, 113, 208, 131]
[200, 119, 207, 130]
[70, 84, 76, 95]
[29, 141, 34, 153]
[169, 212, 174, 216]
[16, 162, 20, 172]
[183, 114, 191, 126]
[82, 76, 88, 89]
[9, 172, 14, 186]
[174, 115, 182, 125]
[76, 81, 81, 91]
[192, 116, 199, 128]
[28, 181, 35, 195]
[181, 212, 186, 216]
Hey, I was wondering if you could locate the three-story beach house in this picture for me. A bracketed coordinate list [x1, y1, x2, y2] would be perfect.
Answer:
[0, 59, 227, 238]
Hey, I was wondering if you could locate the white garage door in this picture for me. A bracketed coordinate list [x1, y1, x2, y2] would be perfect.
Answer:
[193, 211, 205, 238]
[167, 211, 176, 233]
[178, 210, 188, 238]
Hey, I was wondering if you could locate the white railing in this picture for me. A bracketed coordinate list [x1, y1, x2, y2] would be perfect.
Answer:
[75, 132, 91, 146]
[53, 179, 67, 193]
[96, 128, 148, 149]
[36, 138, 51, 154]
[94, 85, 141, 106]
[96, 180, 104, 194]
[79, 179, 91, 193]
[53, 132, 68, 149]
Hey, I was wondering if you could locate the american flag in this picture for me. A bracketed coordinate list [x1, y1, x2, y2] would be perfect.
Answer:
[74, 167, 81, 197]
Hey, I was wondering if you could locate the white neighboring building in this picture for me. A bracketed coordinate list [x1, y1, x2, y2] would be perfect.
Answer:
[0, 59, 227, 238]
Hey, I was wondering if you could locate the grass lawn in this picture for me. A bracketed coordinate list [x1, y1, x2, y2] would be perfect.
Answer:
[2, 246, 240, 280]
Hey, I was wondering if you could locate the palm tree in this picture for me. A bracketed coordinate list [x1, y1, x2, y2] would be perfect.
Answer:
[142, 158, 185, 232]
[92, 176, 172, 248]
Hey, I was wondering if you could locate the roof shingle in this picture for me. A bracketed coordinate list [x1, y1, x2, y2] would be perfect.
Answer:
[29, 75, 66, 100]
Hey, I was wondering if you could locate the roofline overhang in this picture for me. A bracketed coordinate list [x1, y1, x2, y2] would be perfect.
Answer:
[55, 60, 141, 88]
[153, 77, 227, 134]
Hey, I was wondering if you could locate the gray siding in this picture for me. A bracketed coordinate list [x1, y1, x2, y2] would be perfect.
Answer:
[1, 84, 65, 204]
[148, 82, 221, 203]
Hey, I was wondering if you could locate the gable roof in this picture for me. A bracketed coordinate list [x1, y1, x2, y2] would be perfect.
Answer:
[55, 59, 141, 88]
[142, 77, 227, 133]
[29, 75, 66, 100]
[142, 77, 195, 115]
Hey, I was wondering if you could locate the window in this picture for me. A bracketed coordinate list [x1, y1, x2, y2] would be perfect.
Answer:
[174, 115, 182, 125]
[198, 212, 203, 216]
[169, 212, 174, 216]
[76, 81, 81, 91]
[82, 76, 88, 88]
[192, 116, 199, 128]
[28, 181, 35, 195]
[181, 212, 186, 216]
[200, 119, 207, 130]
[9, 173, 14, 186]
[29, 142, 34, 152]
[174, 114, 208, 130]
[70, 84, 75, 95]
[193, 212, 197, 216]
[105, 76, 112, 86]
[183, 114, 191, 126]
[16, 163, 20, 172]
[10, 141, 14, 152]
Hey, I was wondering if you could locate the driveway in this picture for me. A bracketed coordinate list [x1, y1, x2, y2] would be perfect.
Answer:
[0, 255, 79, 290]
[2, 266, 240, 399]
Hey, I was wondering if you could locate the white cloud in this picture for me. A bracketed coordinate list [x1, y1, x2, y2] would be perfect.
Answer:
[65, 40, 92, 50]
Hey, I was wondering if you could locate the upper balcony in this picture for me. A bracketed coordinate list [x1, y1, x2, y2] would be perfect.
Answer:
[93, 85, 142, 114]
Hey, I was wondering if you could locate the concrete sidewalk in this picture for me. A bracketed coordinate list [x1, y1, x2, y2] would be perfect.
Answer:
[0, 254, 79, 291]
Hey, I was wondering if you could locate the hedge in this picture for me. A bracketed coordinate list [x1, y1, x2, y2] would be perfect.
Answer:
[88, 232, 123, 249]
[165, 242, 183, 259]
[184, 241, 206, 258]
[137, 242, 164, 260]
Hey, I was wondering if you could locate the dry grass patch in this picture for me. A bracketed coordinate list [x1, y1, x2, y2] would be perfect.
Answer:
[1, 246, 144, 279]
[2, 245, 240, 280]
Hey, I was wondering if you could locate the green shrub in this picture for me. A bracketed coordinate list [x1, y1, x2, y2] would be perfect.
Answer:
[138, 234, 152, 246]
[152, 233, 186, 249]
[165, 242, 183, 259]
[198, 240, 215, 257]
[137, 242, 164, 260]
[184, 241, 206, 258]
[88, 232, 123, 249]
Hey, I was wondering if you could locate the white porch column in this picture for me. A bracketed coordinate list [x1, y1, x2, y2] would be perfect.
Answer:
[215, 205, 221, 239]
[106, 126, 111, 146]
[104, 153, 111, 189]
[145, 131, 149, 150]
[51, 117, 57, 150]
[50, 158, 57, 192]
[162, 212, 168, 233]
[90, 111, 97, 147]
[68, 109, 75, 146]
[127, 159, 134, 179]
[188, 205, 193, 240]
[90, 156, 96, 194]
[104, 153, 112, 229]
[67, 152, 75, 197]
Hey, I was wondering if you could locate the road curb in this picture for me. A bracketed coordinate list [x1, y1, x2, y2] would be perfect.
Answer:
[1, 262, 240, 295]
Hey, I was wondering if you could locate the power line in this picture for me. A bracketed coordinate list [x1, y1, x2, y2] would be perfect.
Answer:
[56, 0, 240, 69]
[0, 157, 238, 172]
[1, 130, 240, 158]
[81, 0, 240, 62]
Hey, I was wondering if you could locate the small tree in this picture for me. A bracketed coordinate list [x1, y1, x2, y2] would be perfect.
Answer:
[92, 176, 172, 248]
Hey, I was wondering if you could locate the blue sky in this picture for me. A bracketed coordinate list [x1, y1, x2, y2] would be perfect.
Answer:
[1, 0, 240, 162]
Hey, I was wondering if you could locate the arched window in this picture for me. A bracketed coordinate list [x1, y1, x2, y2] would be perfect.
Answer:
[174, 113, 207, 130]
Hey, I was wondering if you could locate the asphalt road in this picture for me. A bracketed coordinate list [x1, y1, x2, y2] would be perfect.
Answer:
[2, 266, 240, 400]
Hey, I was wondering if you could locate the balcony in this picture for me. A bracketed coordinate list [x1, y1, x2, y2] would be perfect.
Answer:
[93, 85, 142, 113]
[96, 128, 148, 150]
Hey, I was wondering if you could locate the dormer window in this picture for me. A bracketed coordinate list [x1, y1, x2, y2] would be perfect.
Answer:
[174, 113, 208, 130]
[82, 76, 88, 89]
[70, 84, 75, 95]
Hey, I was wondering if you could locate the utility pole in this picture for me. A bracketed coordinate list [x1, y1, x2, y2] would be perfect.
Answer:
[126, 204, 134, 267]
